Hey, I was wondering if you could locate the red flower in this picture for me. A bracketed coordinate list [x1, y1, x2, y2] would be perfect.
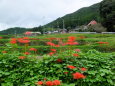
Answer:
[66, 42, 79, 45]
[24, 52, 30, 55]
[46, 81, 53, 86]
[18, 39, 30, 44]
[73, 72, 86, 79]
[2, 51, 7, 53]
[74, 49, 81, 52]
[68, 36, 76, 42]
[56, 58, 63, 63]
[80, 68, 87, 71]
[53, 80, 61, 85]
[46, 42, 55, 46]
[18, 56, 26, 59]
[10, 38, 17, 44]
[48, 52, 55, 56]
[36, 81, 43, 85]
[23, 37, 30, 40]
[97, 42, 109, 44]
[50, 49, 56, 52]
[67, 65, 76, 69]
[73, 53, 79, 57]
[29, 48, 37, 51]
[0, 37, 2, 39]
[64, 72, 68, 74]
[54, 45, 60, 47]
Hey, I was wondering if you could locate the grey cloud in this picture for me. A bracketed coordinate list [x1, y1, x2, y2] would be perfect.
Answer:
[0, 0, 102, 31]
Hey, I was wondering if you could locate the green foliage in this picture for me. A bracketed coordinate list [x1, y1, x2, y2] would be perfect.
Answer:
[0, 51, 40, 86]
[0, 33, 115, 86]
[30, 26, 44, 34]
[44, 3, 101, 30]
[0, 49, 115, 86]
[100, 0, 115, 31]
[0, 27, 28, 35]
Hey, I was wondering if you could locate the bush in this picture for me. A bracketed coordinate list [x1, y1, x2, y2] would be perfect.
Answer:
[0, 49, 114, 86]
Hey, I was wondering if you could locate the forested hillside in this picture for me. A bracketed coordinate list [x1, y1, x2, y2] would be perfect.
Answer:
[44, 3, 100, 29]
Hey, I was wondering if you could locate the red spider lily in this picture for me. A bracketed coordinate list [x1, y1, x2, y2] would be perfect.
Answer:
[46, 42, 55, 46]
[68, 36, 76, 42]
[0, 37, 2, 39]
[10, 38, 17, 44]
[64, 72, 68, 74]
[73, 72, 86, 79]
[67, 65, 76, 69]
[29, 48, 37, 51]
[54, 45, 60, 47]
[56, 58, 63, 63]
[23, 37, 30, 40]
[36, 81, 43, 85]
[74, 49, 81, 52]
[80, 68, 87, 71]
[53, 80, 61, 85]
[18, 39, 30, 44]
[66, 42, 79, 45]
[48, 52, 55, 56]
[24, 31, 32, 35]
[46, 81, 53, 86]
[50, 49, 56, 52]
[73, 53, 79, 57]
[2, 51, 7, 53]
[97, 42, 109, 44]
[24, 52, 30, 55]
[18, 56, 26, 59]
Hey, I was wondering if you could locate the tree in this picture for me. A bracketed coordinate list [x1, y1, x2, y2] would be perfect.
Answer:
[100, 0, 115, 31]
[31, 26, 44, 34]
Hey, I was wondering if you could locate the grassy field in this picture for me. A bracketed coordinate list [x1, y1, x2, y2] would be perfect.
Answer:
[0, 33, 115, 86]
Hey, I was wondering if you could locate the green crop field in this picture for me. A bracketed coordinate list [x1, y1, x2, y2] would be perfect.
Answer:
[0, 33, 115, 86]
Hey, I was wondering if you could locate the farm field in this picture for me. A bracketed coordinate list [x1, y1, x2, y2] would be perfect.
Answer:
[0, 33, 115, 86]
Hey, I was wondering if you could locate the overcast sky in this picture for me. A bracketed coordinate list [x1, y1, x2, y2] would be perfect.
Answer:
[0, 0, 102, 31]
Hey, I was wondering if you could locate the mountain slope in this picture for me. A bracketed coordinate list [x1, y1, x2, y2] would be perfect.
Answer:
[44, 3, 100, 29]
[0, 27, 28, 35]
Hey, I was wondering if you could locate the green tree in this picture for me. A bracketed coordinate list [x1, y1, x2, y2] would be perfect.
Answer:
[31, 26, 44, 34]
[100, 0, 115, 31]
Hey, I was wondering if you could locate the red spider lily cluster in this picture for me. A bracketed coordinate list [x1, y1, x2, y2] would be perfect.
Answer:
[46, 36, 79, 47]
[46, 42, 60, 47]
[74, 49, 81, 52]
[2, 51, 7, 53]
[48, 49, 57, 56]
[65, 36, 79, 45]
[56, 58, 63, 63]
[97, 42, 109, 44]
[9, 37, 30, 44]
[29, 48, 37, 51]
[0, 37, 3, 39]
[36, 80, 61, 86]
[73, 72, 86, 79]
[24, 52, 30, 55]
[80, 67, 87, 71]
[67, 65, 76, 69]
[73, 53, 79, 57]
[10, 38, 17, 44]
[18, 56, 26, 59]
